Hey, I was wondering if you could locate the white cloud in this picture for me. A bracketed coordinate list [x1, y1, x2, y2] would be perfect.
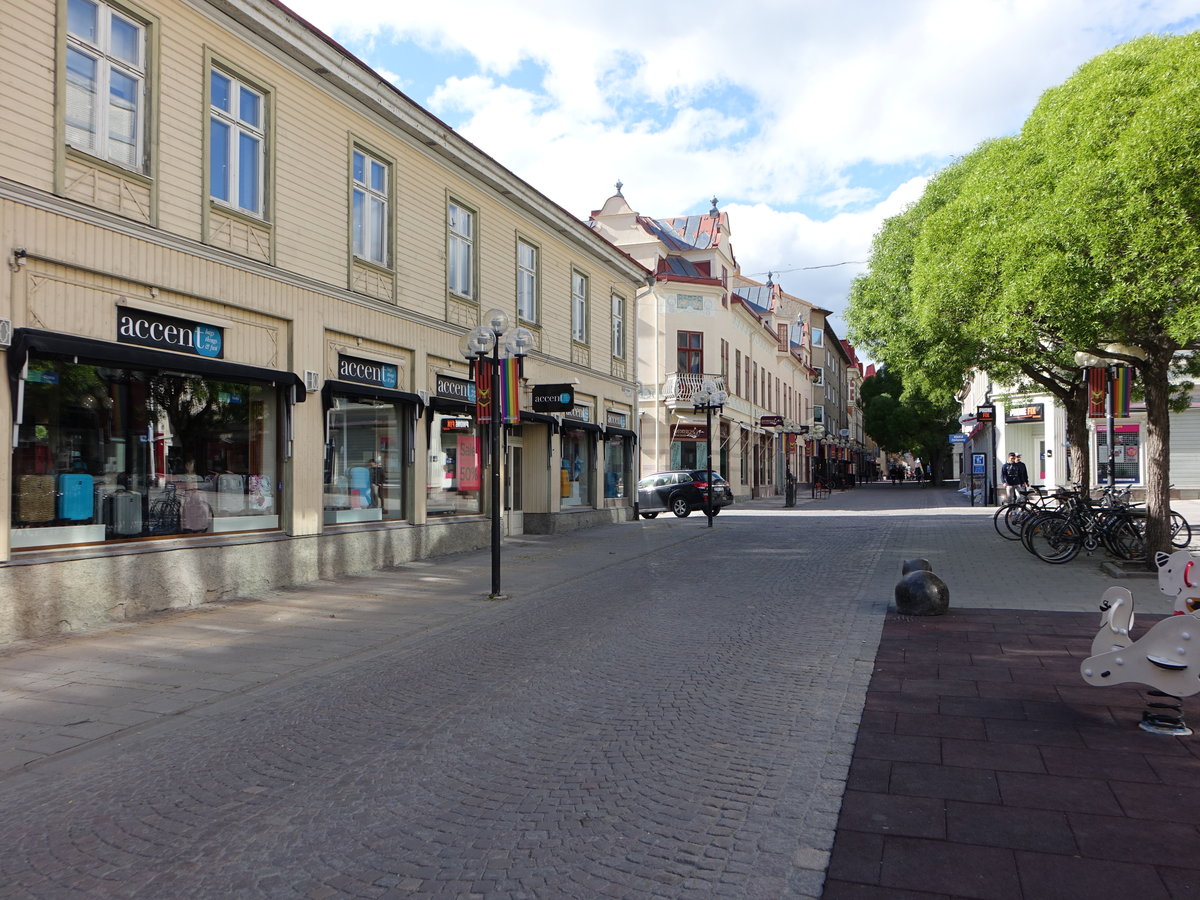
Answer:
[283, 0, 1198, 321]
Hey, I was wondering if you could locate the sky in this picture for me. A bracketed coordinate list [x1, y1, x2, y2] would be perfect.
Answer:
[280, 0, 1200, 338]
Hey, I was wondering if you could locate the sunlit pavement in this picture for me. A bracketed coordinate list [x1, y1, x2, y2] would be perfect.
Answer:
[0, 483, 1196, 897]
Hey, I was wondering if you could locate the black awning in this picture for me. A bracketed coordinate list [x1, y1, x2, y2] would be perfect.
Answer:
[520, 411, 560, 431]
[427, 396, 475, 414]
[322, 380, 424, 411]
[560, 418, 602, 433]
[9, 328, 307, 401]
[604, 426, 638, 442]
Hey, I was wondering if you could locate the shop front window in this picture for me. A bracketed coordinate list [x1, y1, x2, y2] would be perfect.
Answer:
[560, 428, 594, 507]
[1096, 424, 1140, 484]
[604, 436, 628, 499]
[12, 358, 279, 548]
[427, 413, 482, 515]
[324, 397, 407, 522]
[670, 439, 705, 470]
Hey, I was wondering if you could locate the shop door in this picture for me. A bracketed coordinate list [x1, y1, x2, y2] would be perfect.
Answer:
[505, 435, 524, 536]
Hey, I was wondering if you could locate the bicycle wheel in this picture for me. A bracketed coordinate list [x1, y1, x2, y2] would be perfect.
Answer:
[1171, 511, 1192, 548]
[1028, 513, 1081, 563]
[1021, 511, 1056, 554]
[1105, 515, 1146, 562]
[993, 504, 1022, 541]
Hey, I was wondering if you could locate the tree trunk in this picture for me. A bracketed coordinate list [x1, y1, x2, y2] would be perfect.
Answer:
[1140, 351, 1173, 569]
[1063, 382, 1091, 491]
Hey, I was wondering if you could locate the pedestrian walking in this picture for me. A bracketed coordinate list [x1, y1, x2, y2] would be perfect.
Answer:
[1000, 452, 1029, 503]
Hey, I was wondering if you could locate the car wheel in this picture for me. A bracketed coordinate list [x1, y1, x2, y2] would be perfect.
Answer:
[670, 495, 691, 517]
[640, 512, 658, 519]
[709, 507, 720, 516]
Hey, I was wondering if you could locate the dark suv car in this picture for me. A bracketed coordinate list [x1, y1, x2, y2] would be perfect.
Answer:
[636, 470, 734, 519]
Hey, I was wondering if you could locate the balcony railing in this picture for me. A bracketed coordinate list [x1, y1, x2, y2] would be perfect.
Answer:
[663, 372, 727, 404]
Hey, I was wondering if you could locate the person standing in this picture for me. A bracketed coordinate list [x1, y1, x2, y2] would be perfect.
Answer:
[1000, 452, 1029, 503]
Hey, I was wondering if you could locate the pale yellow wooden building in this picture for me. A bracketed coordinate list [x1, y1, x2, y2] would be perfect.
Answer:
[0, 0, 648, 641]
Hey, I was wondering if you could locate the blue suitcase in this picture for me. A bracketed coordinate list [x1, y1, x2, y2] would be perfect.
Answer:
[58, 473, 95, 521]
[349, 467, 372, 507]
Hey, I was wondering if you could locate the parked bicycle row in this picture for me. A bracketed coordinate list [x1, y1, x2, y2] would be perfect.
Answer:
[992, 483, 1192, 564]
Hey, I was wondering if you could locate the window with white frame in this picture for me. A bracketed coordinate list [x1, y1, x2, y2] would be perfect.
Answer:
[611, 293, 625, 359]
[814, 367, 825, 386]
[209, 68, 265, 216]
[572, 271, 588, 342]
[65, 0, 146, 171]
[811, 327, 824, 348]
[517, 239, 538, 322]
[814, 404, 825, 424]
[352, 148, 388, 266]
[449, 201, 475, 299]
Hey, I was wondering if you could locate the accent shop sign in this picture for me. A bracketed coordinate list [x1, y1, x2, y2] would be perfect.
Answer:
[338, 354, 398, 389]
[118, 307, 224, 358]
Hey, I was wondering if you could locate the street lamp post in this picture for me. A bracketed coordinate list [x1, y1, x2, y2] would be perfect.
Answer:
[809, 425, 826, 498]
[1074, 350, 1119, 491]
[692, 378, 727, 528]
[462, 308, 533, 597]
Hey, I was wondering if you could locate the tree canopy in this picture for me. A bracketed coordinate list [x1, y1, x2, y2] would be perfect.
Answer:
[847, 33, 1200, 557]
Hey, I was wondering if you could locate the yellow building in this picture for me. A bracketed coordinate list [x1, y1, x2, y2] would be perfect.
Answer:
[0, 0, 648, 641]
[590, 190, 814, 501]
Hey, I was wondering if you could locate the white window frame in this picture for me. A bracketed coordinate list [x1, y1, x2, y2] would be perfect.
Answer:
[814, 405, 825, 424]
[209, 67, 266, 217]
[611, 293, 626, 359]
[813, 367, 825, 386]
[572, 271, 589, 343]
[448, 201, 475, 300]
[811, 327, 824, 348]
[65, 0, 146, 171]
[352, 148, 389, 266]
[517, 239, 538, 322]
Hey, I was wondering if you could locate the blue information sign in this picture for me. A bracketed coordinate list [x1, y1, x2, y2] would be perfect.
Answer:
[972, 453, 986, 475]
[948, 433, 968, 444]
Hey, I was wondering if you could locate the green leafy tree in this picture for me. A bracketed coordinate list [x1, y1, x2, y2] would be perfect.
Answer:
[860, 368, 960, 485]
[851, 33, 1200, 559]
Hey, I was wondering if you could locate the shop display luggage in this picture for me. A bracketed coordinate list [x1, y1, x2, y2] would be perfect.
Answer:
[180, 489, 212, 532]
[16, 474, 57, 523]
[57, 473, 95, 521]
[109, 490, 143, 536]
[349, 466, 371, 508]
[215, 473, 244, 514]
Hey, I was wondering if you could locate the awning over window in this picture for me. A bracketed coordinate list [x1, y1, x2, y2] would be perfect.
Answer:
[560, 418, 602, 433]
[520, 411, 560, 431]
[8, 328, 307, 401]
[322, 380, 424, 411]
[604, 426, 638, 442]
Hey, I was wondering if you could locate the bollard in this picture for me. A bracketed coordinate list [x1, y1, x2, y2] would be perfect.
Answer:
[895, 567, 949, 616]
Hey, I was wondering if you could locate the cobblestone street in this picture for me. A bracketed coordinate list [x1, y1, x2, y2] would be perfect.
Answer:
[1, 485, 1194, 898]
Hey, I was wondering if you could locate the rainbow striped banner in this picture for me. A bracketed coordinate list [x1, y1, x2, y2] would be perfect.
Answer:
[1112, 366, 1132, 417]
[498, 356, 521, 424]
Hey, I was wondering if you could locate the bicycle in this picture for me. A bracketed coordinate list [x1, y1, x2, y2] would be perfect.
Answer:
[1021, 487, 1147, 564]
[993, 485, 1059, 541]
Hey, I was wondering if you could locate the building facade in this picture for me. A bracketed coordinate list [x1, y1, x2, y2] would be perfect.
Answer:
[0, 0, 648, 641]
[590, 191, 815, 501]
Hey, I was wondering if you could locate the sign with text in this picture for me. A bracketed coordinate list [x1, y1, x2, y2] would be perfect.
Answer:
[972, 453, 986, 474]
[760, 415, 783, 428]
[118, 307, 224, 358]
[948, 433, 968, 444]
[531, 383, 575, 412]
[435, 374, 475, 403]
[338, 354, 398, 389]
[1005, 403, 1044, 423]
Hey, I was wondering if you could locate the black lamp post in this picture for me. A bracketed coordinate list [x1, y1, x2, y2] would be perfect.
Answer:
[692, 377, 727, 528]
[462, 308, 533, 597]
[808, 425, 826, 498]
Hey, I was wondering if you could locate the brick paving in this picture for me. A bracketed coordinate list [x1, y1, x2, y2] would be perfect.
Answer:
[825, 609, 1200, 900]
[0, 484, 1196, 898]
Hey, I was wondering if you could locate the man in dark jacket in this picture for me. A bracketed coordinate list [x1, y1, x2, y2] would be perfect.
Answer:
[1000, 452, 1029, 503]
